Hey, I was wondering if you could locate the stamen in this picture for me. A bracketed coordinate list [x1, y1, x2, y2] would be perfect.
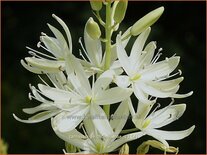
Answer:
[82, 124, 89, 138]
[26, 46, 56, 60]
[78, 37, 92, 63]
[38, 75, 49, 86]
[155, 70, 182, 82]
[79, 49, 88, 62]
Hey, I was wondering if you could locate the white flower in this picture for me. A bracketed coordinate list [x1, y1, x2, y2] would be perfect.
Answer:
[21, 14, 72, 74]
[129, 99, 195, 148]
[14, 53, 132, 137]
[115, 27, 193, 103]
[52, 100, 145, 154]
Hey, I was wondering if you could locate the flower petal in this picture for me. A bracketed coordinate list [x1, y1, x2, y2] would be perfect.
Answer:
[147, 125, 195, 142]
[55, 106, 89, 132]
[52, 14, 72, 53]
[23, 103, 57, 114]
[96, 87, 132, 105]
[114, 75, 130, 88]
[25, 57, 65, 73]
[66, 54, 91, 96]
[52, 119, 89, 150]
[38, 84, 75, 101]
[148, 104, 186, 128]
[90, 104, 113, 137]
[130, 27, 151, 69]
[141, 56, 180, 81]
[13, 110, 60, 123]
[110, 100, 129, 135]
[116, 35, 131, 75]
[108, 132, 145, 152]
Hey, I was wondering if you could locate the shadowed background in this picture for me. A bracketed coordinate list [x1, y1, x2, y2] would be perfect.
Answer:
[2, 1, 206, 153]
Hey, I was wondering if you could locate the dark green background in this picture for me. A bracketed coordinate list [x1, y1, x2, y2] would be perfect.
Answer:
[2, 1, 206, 154]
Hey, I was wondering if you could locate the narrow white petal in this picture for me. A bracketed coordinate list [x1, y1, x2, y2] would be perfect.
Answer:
[108, 132, 145, 152]
[133, 82, 150, 103]
[66, 54, 91, 96]
[142, 41, 156, 66]
[25, 57, 65, 73]
[55, 106, 89, 132]
[38, 84, 74, 101]
[141, 56, 180, 81]
[90, 104, 113, 137]
[147, 125, 195, 141]
[13, 110, 60, 123]
[52, 119, 88, 150]
[139, 82, 178, 98]
[146, 130, 169, 147]
[147, 77, 184, 91]
[52, 14, 72, 53]
[40, 36, 62, 58]
[47, 23, 69, 55]
[96, 87, 132, 105]
[93, 70, 114, 95]
[110, 100, 129, 135]
[171, 91, 193, 98]
[116, 35, 131, 75]
[23, 103, 56, 114]
[148, 104, 186, 128]
[114, 75, 130, 88]
[130, 27, 151, 68]
[21, 59, 43, 74]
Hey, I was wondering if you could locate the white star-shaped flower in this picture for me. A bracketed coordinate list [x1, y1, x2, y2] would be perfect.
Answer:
[115, 27, 193, 103]
[128, 99, 195, 148]
[14, 53, 132, 137]
[52, 100, 145, 154]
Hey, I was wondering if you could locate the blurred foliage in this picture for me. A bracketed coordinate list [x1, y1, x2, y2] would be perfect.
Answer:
[0, 139, 8, 154]
[2, 1, 206, 154]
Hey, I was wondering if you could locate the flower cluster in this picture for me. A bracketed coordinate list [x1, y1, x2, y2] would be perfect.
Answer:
[14, 1, 195, 154]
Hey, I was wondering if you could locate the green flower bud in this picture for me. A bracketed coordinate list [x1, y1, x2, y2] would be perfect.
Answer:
[131, 6, 164, 36]
[119, 143, 129, 155]
[114, 0, 128, 23]
[86, 17, 101, 40]
[90, 0, 102, 11]
[65, 142, 77, 153]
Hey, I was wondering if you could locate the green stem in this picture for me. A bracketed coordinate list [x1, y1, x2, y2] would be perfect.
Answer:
[120, 128, 139, 134]
[103, 1, 112, 118]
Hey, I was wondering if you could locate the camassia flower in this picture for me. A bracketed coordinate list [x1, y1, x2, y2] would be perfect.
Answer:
[13, 53, 132, 136]
[128, 99, 195, 148]
[52, 100, 145, 154]
[21, 14, 72, 74]
[115, 27, 193, 103]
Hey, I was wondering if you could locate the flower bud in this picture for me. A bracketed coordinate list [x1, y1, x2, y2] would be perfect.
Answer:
[114, 0, 128, 23]
[131, 6, 164, 36]
[119, 143, 129, 155]
[137, 140, 179, 154]
[65, 142, 77, 153]
[90, 0, 102, 11]
[86, 17, 101, 40]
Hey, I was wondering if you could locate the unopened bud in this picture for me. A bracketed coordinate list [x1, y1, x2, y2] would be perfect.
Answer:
[114, 0, 128, 23]
[131, 6, 164, 36]
[90, 0, 102, 11]
[119, 143, 129, 155]
[86, 17, 101, 40]
[65, 142, 77, 153]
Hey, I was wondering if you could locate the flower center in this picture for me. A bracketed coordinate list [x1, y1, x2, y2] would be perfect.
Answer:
[142, 119, 151, 129]
[96, 142, 105, 153]
[85, 96, 92, 104]
[130, 74, 141, 81]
